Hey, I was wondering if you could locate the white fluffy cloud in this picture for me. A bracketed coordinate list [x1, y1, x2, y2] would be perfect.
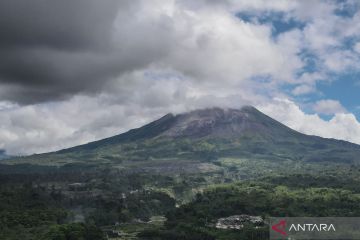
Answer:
[259, 99, 360, 145]
[111, 0, 303, 87]
[354, 42, 360, 54]
[292, 84, 315, 95]
[312, 99, 347, 115]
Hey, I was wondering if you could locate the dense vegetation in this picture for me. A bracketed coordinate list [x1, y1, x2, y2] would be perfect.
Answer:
[0, 164, 358, 240]
[0, 166, 178, 240]
[0, 183, 104, 240]
[139, 178, 360, 240]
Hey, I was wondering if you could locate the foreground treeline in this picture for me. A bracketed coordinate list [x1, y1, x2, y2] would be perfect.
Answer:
[0, 183, 105, 240]
[0, 181, 177, 239]
[0, 165, 359, 240]
[139, 175, 360, 240]
[0, 166, 177, 240]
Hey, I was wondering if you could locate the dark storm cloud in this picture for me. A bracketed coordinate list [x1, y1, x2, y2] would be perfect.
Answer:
[0, 0, 120, 50]
[0, 0, 160, 104]
[0, 47, 146, 103]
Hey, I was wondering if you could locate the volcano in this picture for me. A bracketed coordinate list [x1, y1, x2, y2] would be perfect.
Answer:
[4, 106, 360, 171]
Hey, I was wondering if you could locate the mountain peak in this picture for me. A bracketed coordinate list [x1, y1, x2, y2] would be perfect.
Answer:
[56, 106, 282, 153]
[160, 106, 283, 138]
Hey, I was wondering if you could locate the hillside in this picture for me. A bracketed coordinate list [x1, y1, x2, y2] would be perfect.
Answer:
[4, 106, 360, 170]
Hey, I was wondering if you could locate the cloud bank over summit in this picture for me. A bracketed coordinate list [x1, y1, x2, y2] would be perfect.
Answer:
[0, 0, 360, 155]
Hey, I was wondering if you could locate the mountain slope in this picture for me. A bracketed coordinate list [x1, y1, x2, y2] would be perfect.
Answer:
[3, 106, 360, 169]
